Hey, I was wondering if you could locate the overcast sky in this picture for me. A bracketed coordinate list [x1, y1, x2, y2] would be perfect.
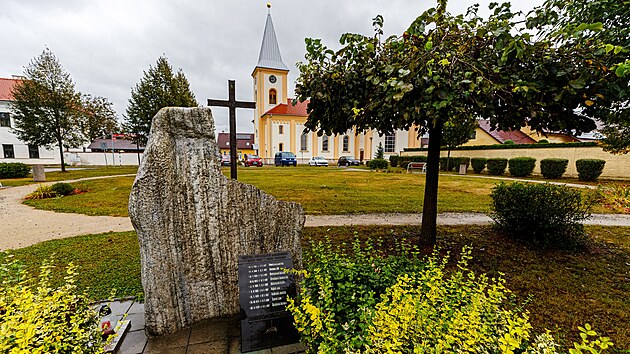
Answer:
[0, 0, 544, 134]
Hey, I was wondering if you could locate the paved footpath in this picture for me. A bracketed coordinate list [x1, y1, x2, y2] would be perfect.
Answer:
[2, 175, 630, 251]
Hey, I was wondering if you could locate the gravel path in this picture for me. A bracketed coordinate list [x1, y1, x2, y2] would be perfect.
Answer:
[0, 175, 135, 251]
[1, 175, 629, 251]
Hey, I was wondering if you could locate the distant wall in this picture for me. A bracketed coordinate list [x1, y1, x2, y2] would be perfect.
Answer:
[64, 152, 142, 166]
[401, 146, 630, 179]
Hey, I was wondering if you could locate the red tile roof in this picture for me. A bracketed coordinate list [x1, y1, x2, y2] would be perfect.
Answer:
[263, 98, 309, 117]
[0, 78, 20, 101]
[478, 120, 537, 144]
[217, 133, 255, 150]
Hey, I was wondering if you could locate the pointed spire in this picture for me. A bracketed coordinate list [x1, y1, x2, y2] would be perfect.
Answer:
[256, 5, 288, 71]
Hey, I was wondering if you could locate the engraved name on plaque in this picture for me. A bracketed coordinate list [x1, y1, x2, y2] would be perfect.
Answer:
[238, 251, 299, 352]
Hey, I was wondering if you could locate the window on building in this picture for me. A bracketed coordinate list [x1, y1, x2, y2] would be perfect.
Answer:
[28, 145, 39, 159]
[2, 144, 14, 159]
[0, 113, 10, 127]
[322, 135, 329, 152]
[279, 125, 284, 134]
[269, 89, 277, 105]
[300, 133, 308, 151]
[385, 133, 396, 153]
[278, 142, 284, 152]
[342, 135, 349, 152]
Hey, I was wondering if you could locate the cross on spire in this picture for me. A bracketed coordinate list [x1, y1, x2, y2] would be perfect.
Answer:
[207, 80, 256, 180]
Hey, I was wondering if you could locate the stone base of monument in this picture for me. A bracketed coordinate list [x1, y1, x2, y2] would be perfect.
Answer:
[107, 299, 307, 353]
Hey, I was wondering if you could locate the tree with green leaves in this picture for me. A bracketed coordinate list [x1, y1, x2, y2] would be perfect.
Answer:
[79, 94, 118, 145]
[124, 57, 198, 145]
[528, 0, 630, 154]
[442, 117, 477, 170]
[11, 48, 83, 172]
[295, 0, 618, 245]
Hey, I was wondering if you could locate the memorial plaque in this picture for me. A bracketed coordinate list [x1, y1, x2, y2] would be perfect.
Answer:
[238, 251, 300, 353]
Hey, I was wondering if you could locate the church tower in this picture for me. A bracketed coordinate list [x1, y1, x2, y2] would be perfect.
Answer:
[252, 3, 289, 159]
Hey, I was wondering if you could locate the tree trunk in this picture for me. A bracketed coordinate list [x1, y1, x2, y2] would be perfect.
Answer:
[58, 138, 66, 172]
[419, 119, 443, 246]
[446, 149, 451, 171]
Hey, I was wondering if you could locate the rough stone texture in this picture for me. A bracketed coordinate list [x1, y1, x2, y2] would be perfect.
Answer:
[128, 107, 304, 337]
[32, 165, 46, 182]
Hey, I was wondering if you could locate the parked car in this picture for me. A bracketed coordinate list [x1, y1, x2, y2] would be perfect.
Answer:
[308, 156, 329, 167]
[221, 154, 231, 166]
[337, 156, 360, 167]
[275, 152, 297, 166]
[243, 154, 263, 167]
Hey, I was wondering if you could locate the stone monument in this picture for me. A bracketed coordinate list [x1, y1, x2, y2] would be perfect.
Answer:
[128, 107, 304, 336]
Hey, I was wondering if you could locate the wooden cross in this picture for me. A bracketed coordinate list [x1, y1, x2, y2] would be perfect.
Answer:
[208, 80, 256, 180]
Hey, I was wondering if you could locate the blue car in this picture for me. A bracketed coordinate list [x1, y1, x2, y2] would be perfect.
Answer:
[275, 152, 297, 166]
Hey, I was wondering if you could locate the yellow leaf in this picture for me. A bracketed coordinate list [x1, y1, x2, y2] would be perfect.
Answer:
[585, 100, 595, 106]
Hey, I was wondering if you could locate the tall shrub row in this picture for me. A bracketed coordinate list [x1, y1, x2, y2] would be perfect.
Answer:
[396, 155, 607, 179]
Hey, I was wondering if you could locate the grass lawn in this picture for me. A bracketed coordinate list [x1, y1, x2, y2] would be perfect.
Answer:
[0, 165, 138, 187]
[20, 165, 624, 216]
[2, 225, 628, 350]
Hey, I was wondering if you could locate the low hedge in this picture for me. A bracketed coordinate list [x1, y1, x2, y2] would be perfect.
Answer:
[540, 158, 569, 179]
[486, 158, 508, 175]
[398, 155, 428, 169]
[508, 157, 536, 177]
[0, 162, 31, 179]
[389, 155, 399, 167]
[471, 158, 487, 173]
[576, 159, 606, 181]
[403, 141, 597, 151]
[367, 158, 389, 170]
[440, 157, 470, 172]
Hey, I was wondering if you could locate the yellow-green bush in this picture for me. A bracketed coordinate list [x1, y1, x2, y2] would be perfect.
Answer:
[288, 241, 614, 353]
[0, 256, 104, 353]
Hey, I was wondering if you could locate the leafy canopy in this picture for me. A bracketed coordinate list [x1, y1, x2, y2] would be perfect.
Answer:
[294, 0, 620, 244]
[124, 57, 198, 145]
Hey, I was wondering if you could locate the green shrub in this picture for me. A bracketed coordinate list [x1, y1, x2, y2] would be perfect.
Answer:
[0, 257, 104, 353]
[0, 162, 31, 179]
[486, 158, 508, 175]
[540, 158, 569, 179]
[504, 140, 515, 145]
[439, 157, 460, 171]
[471, 158, 487, 173]
[367, 158, 388, 170]
[453, 156, 470, 168]
[490, 182, 593, 249]
[537, 139, 549, 144]
[576, 159, 606, 181]
[388, 155, 399, 167]
[25, 184, 56, 199]
[508, 157, 536, 177]
[52, 182, 75, 196]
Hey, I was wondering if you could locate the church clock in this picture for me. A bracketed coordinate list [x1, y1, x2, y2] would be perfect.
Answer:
[269, 75, 277, 83]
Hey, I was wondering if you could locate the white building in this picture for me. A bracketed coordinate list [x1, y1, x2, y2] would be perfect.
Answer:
[0, 77, 59, 164]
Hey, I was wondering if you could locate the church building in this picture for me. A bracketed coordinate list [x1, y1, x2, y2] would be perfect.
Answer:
[251, 5, 423, 164]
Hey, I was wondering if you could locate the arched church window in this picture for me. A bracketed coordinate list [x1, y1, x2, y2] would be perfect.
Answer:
[301, 133, 308, 151]
[343, 136, 349, 152]
[279, 125, 284, 134]
[322, 135, 329, 152]
[269, 89, 277, 105]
